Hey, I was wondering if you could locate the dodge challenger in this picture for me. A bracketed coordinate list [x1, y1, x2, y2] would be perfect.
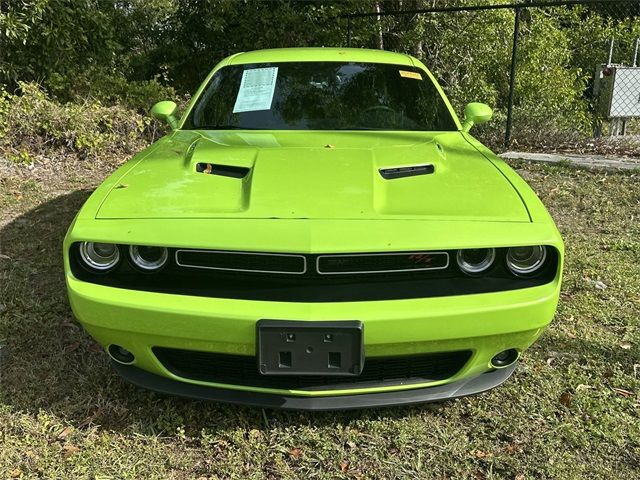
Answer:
[64, 47, 563, 410]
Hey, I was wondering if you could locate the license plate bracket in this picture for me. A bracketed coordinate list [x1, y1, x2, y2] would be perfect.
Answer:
[257, 320, 364, 376]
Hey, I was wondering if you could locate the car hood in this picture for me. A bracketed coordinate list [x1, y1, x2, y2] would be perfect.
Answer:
[96, 130, 530, 222]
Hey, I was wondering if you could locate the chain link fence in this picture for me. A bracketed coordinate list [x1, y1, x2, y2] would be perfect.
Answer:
[341, 0, 640, 151]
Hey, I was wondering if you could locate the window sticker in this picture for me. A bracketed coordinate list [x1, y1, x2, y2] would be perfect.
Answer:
[233, 67, 279, 113]
[399, 70, 423, 80]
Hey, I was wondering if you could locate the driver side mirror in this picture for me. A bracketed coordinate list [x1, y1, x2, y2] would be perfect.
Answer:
[462, 102, 493, 132]
[150, 101, 179, 130]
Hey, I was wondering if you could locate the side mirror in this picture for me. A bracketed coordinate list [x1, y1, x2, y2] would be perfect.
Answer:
[462, 102, 493, 132]
[150, 101, 178, 130]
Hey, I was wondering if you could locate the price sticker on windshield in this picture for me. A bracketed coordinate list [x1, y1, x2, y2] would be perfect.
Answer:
[399, 70, 423, 80]
[233, 67, 279, 113]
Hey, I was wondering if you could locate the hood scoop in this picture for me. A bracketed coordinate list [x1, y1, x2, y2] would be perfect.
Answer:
[196, 162, 250, 179]
[379, 163, 434, 180]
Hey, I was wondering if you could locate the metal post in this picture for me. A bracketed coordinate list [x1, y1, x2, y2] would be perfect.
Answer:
[607, 38, 615, 65]
[633, 38, 639, 67]
[347, 16, 352, 47]
[504, 7, 521, 148]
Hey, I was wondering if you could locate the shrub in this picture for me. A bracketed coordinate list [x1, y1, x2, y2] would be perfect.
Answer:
[0, 82, 154, 160]
[47, 68, 178, 113]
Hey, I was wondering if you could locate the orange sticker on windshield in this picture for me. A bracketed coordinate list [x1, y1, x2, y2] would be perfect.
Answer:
[399, 70, 423, 80]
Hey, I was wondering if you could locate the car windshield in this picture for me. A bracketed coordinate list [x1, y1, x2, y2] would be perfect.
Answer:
[184, 61, 457, 131]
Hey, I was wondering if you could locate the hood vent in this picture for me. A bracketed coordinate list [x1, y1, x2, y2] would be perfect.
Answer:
[379, 164, 434, 180]
[196, 163, 250, 179]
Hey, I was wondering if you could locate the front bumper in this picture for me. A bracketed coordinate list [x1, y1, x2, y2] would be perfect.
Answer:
[67, 272, 560, 403]
[114, 360, 518, 410]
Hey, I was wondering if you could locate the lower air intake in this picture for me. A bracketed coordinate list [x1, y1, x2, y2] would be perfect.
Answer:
[153, 347, 472, 391]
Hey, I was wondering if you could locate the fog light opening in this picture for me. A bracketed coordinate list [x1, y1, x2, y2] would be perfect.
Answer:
[491, 349, 519, 368]
[108, 344, 135, 365]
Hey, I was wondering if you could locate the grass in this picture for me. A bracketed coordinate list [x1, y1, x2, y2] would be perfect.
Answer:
[0, 154, 639, 479]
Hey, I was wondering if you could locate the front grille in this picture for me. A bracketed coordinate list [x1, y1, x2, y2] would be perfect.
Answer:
[176, 250, 307, 274]
[317, 252, 449, 274]
[153, 347, 472, 391]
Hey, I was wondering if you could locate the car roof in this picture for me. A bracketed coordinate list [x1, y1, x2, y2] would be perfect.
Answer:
[227, 47, 417, 67]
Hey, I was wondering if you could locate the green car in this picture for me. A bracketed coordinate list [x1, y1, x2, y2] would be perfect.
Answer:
[64, 47, 563, 410]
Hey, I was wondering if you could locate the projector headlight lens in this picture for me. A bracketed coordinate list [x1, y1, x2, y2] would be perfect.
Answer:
[129, 245, 168, 272]
[506, 245, 547, 276]
[456, 248, 496, 275]
[79, 242, 120, 272]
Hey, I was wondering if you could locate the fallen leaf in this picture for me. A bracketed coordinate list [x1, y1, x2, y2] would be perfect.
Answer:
[62, 445, 80, 458]
[504, 444, 520, 455]
[471, 449, 493, 459]
[515, 474, 526, 480]
[9, 467, 22, 478]
[346, 440, 356, 449]
[620, 342, 632, 350]
[57, 426, 73, 440]
[289, 447, 302, 458]
[340, 461, 349, 473]
[559, 392, 572, 407]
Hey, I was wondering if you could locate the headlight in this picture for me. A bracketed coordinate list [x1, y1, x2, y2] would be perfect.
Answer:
[79, 242, 120, 272]
[129, 245, 168, 272]
[506, 245, 547, 276]
[456, 248, 496, 275]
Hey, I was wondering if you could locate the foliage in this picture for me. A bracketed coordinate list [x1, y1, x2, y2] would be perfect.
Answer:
[0, 0, 47, 81]
[352, 1, 635, 142]
[0, 82, 150, 159]
[53, 68, 178, 113]
[1, 1, 639, 145]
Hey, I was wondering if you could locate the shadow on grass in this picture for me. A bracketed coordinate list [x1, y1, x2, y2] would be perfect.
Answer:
[1, 191, 450, 434]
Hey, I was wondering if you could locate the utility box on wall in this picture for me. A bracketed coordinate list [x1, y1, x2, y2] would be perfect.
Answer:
[596, 66, 640, 118]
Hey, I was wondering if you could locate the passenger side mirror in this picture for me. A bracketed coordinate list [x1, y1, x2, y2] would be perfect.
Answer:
[150, 101, 179, 130]
[462, 102, 493, 132]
